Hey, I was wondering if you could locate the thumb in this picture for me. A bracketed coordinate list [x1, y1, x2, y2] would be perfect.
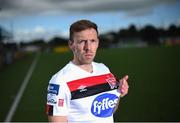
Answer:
[122, 75, 128, 81]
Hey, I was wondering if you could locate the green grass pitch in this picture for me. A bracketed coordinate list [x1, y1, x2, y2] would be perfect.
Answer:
[0, 45, 180, 121]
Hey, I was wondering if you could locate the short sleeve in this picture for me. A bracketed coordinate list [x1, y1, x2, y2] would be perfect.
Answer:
[46, 74, 70, 116]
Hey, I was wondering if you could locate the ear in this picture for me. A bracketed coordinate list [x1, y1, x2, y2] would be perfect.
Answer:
[68, 40, 74, 51]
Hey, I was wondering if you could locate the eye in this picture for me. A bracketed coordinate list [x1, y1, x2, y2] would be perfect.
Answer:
[91, 40, 95, 42]
[91, 39, 97, 43]
[78, 40, 86, 44]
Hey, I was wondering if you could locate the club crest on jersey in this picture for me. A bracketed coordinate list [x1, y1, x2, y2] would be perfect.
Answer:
[106, 76, 118, 89]
[91, 93, 118, 117]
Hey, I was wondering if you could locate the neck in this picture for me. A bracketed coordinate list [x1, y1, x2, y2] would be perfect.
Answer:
[72, 60, 93, 73]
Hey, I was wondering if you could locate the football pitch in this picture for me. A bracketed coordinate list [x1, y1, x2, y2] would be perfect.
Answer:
[0, 45, 180, 121]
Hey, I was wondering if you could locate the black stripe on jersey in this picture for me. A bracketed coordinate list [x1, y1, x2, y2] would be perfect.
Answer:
[71, 83, 119, 100]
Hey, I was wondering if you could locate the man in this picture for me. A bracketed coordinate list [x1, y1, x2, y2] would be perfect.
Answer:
[46, 19, 129, 123]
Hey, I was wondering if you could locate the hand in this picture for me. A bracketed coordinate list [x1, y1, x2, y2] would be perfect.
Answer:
[118, 75, 129, 97]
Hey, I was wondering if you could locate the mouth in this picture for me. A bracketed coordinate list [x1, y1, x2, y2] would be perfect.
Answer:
[84, 53, 93, 58]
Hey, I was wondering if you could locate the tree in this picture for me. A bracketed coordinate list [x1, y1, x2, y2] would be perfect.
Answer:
[167, 24, 179, 37]
[128, 24, 139, 38]
[140, 25, 160, 45]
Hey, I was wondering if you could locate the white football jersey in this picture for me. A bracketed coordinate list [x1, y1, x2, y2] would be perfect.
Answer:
[46, 61, 121, 123]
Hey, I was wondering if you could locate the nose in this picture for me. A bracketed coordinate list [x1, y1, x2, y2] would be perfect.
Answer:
[84, 40, 91, 50]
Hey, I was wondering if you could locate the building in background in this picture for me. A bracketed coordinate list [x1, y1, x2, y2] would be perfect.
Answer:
[0, 26, 15, 68]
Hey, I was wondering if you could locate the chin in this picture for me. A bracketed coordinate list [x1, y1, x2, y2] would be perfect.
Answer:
[83, 59, 93, 64]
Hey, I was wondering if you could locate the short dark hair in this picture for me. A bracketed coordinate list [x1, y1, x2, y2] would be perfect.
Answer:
[69, 19, 98, 41]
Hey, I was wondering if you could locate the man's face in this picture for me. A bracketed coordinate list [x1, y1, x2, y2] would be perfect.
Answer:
[69, 28, 99, 65]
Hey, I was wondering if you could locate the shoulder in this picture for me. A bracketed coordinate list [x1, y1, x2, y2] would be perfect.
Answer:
[49, 62, 74, 85]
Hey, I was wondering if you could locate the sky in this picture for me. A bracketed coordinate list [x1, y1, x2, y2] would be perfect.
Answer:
[0, 0, 180, 43]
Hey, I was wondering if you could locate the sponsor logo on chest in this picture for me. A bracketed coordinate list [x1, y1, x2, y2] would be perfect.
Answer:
[91, 93, 118, 117]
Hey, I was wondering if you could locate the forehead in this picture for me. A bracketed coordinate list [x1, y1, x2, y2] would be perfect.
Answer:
[73, 28, 98, 40]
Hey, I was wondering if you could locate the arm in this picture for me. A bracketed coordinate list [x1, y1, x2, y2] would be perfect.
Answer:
[114, 75, 129, 113]
[48, 116, 68, 123]
[46, 82, 69, 123]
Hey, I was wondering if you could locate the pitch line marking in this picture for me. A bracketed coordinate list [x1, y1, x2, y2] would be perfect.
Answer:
[4, 53, 39, 122]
